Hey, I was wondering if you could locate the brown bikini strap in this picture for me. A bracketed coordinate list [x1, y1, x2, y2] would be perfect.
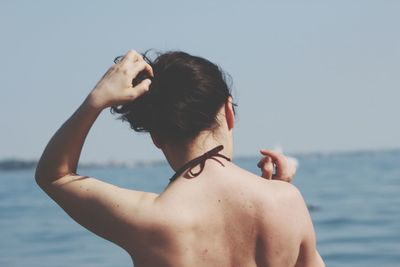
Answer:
[169, 145, 231, 183]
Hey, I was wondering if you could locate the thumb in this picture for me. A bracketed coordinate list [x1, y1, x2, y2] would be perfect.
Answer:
[259, 156, 274, 180]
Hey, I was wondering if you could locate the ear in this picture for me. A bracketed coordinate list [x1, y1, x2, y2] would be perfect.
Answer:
[150, 132, 162, 149]
[225, 96, 235, 130]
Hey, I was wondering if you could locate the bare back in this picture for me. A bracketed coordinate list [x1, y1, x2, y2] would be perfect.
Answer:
[128, 161, 324, 267]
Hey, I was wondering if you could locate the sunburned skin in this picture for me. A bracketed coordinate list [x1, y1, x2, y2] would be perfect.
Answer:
[35, 50, 325, 267]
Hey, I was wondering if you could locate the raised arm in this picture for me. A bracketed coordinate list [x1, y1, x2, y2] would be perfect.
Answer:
[35, 50, 155, 250]
[35, 50, 153, 184]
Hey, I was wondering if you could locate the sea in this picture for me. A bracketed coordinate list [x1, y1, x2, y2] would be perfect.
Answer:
[0, 150, 399, 267]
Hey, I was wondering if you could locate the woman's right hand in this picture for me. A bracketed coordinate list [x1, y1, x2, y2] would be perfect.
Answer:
[87, 50, 153, 110]
[257, 149, 297, 183]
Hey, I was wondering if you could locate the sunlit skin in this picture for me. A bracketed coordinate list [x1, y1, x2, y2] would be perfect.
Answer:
[35, 50, 325, 267]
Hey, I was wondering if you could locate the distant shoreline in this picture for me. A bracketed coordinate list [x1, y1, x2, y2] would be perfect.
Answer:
[0, 159, 166, 172]
[1, 148, 399, 171]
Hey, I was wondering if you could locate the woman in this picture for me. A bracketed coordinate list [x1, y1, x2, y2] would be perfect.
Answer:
[36, 50, 324, 267]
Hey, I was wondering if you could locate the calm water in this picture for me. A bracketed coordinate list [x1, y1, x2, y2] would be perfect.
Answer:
[1, 151, 399, 267]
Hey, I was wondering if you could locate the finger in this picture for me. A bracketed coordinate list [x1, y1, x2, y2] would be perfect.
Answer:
[130, 61, 153, 78]
[147, 63, 154, 77]
[120, 51, 153, 77]
[260, 149, 285, 164]
[125, 78, 152, 100]
[261, 158, 273, 180]
[257, 156, 270, 168]
[260, 149, 287, 178]
[122, 50, 142, 63]
[262, 163, 273, 179]
[257, 156, 272, 177]
[257, 158, 263, 168]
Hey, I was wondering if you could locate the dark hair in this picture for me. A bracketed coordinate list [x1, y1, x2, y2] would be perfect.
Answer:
[111, 51, 236, 144]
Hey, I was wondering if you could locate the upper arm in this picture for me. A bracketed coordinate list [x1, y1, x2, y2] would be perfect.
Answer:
[263, 181, 325, 267]
[37, 174, 158, 250]
[280, 183, 325, 267]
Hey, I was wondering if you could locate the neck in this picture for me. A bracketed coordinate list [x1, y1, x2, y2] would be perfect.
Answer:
[163, 132, 233, 172]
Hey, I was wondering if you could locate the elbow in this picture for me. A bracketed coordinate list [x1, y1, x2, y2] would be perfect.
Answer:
[35, 164, 75, 189]
[34, 156, 47, 187]
[34, 166, 46, 188]
[34, 162, 54, 189]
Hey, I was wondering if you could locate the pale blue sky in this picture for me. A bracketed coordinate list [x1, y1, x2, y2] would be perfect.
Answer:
[1, 0, 399, 162]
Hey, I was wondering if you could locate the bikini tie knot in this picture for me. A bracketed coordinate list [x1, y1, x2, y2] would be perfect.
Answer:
[169, 145, 231, 184]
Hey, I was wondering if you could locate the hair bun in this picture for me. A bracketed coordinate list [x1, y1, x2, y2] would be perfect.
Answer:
[111, 50, 235, 144]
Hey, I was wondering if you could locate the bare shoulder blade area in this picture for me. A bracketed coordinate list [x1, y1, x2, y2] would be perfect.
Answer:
[130, 167, 310, 267]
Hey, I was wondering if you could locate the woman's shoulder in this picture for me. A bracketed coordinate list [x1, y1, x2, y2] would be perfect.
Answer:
[233, 166, 304, 209]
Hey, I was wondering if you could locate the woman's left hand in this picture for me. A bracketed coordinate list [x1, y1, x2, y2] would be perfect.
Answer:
[88, 50, 153, 110]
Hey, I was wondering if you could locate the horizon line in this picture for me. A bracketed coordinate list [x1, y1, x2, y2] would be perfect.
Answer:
[1, 146, 399, 166]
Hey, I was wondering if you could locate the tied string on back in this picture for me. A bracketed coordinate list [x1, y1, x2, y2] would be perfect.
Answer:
[169, 145, 231, 184]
